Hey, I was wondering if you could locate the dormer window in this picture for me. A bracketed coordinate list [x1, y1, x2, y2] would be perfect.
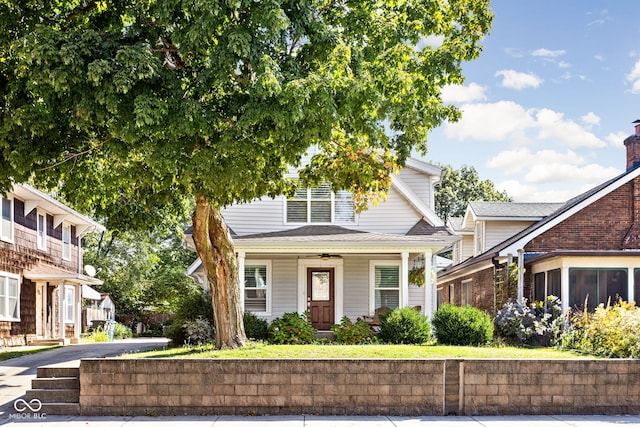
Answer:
[286, 184, 354, 224]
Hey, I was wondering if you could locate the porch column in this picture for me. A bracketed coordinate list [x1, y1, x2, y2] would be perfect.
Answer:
[74, 284, 82, 340]
[59, 282, 65, 340]
[561, 267, 570, 313]
[423, 252, 434, 318]
[517, 249, 524, 302]
[628, 267, 635, 304]
[237, 251, 245, 311]
[401, 252, 409, 307]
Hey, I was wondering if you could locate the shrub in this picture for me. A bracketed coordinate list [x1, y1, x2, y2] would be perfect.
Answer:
[561, 300, 640, 358]
[331, 316, 376, 344]
[378, 307, 431, 344]
[268, 312, 317, 344]
[113, 322, 133, 339]
[166, 287, 214, 345]
[83, 327, 109, 343]
[494, 296, 562, 346]
[432, 304, 493, 346]
[244, 312, 269, 341]
[183, 317, 214, 346]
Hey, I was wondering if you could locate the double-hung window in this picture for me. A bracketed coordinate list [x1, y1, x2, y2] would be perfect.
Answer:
[1, 196, 13, 243]
[37, 211, 47, 251]
[371, 262, 400, 311]
[0, 273, 20, 321]
[62, 224, 71, 260]
[461, 279, 473, 306]
[64, 285, 75, 323]
[286, 184, 354, 224]
[244, 261, 271, 314]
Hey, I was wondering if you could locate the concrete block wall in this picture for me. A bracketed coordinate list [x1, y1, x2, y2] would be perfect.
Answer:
[80, 359, 444, 416]
[79, 358, 640, 416]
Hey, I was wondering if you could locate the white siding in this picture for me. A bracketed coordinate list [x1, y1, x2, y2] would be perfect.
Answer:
[265, 257, 298, 322]
[408, 285, 426, 311]
[222, 196, 286, 235]
[223, 186, 422, 236]
[342, 257, 370, 319]
[484, 220, 536, 251]
[356, 187, 422, 234]
[398, 168, 433, 208]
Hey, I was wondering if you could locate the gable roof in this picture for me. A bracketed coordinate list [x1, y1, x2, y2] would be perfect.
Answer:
[440, 167, 640, 276]
[467, 202, 565, 220]
[391, 174, 444, 227]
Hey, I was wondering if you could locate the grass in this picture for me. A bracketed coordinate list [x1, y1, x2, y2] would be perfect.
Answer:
[0, 345, 61, 362]
[121, 342, 594, 360]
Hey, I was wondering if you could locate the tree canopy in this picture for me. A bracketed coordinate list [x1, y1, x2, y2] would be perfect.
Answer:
[435, 164, 512, 221]
[0, 0, 493, 348]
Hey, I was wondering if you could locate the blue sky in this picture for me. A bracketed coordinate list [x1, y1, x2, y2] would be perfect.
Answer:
[423, 0, 640, 202]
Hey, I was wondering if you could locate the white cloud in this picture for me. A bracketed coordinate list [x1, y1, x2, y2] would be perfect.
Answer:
[606, 131, 629, 147]
[581, 112, 600, 129]
[558, 61, 571, 69]
[532, 48, 566, 58]
[443, 101, 536, 141]
[535, 109, 606, 148]
[594, 55, 604, 62]
[441, 83, 487, 103]
[627, 59, 640, 94]
[523, 162, 620, 185]
[504, 48, 524, 58]
[486, 148, 585, 176]
[495, 69, 543, 90]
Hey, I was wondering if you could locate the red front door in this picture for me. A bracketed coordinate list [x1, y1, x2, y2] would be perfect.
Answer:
[307, 268, 335, 330]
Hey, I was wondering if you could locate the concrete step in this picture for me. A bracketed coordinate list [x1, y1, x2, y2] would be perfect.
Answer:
[36, 366, 79, 379]
[41, 402, 80, 416]
[26, 388, 79, 403]
[31, 377, 80, 390]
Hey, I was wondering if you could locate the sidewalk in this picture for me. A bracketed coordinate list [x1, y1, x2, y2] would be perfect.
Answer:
[3, 414, 640, 426]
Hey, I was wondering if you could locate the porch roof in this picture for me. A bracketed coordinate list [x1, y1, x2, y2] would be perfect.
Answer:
[233, 225, 458, 253]
[24, 263, 103, 285]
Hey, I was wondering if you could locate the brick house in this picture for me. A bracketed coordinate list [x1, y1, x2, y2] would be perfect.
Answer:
[1, 184, 104, 346]
[438, 122, 640, 313]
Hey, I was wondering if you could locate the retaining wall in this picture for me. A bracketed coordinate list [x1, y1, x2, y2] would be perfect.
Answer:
[79, 358, 640, 416]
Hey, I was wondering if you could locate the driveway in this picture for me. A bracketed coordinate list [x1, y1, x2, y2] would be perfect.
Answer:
[0, 338, 169, 414]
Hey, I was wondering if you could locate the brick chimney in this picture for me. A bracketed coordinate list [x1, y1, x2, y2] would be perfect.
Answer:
[624, 120, 640, 171]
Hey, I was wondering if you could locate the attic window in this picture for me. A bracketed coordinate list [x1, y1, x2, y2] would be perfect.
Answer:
[286, 184, 354, 224]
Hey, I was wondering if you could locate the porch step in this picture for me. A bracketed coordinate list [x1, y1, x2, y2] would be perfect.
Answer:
[28, 338, 65, 346]
[24, 366, 80, 416]
[315, 331, 335, 341]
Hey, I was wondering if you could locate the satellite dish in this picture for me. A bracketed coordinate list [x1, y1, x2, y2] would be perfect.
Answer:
[84, 265, 97, 277]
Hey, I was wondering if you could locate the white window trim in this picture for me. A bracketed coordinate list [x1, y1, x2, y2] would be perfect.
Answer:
[0, 272, 21, 322]
[1, 195, 14, 243]
[64, 285, 75, 324]
[62, 223, 71, 261]
[449, 284, 455, 303]
[369, 260, 402, 314]
[284, 186, 355, 225]
[243, 260, 272, 316]
[37, 209, 47, 251]
[475, 221, 484, 255]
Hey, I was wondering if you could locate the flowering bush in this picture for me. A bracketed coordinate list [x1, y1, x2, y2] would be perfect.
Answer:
[494, 296, 562, 346]
[331, 316, 376, 344]
[561, 300, 640, 358]
[268, 312, 317, 344]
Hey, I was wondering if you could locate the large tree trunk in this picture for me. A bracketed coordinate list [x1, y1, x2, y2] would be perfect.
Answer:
[191, 195, 247, 349]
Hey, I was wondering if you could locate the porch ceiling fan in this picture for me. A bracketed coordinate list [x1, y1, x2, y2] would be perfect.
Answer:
[303, 253, 343, 260]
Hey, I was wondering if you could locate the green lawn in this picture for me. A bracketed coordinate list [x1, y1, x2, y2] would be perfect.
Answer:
[122, 342, 594, 359]
[0, 345, 61, 362]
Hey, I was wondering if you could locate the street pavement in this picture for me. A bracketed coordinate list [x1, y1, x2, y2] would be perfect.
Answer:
[3, 414, 640, 426]
[3, 340, 640, 426]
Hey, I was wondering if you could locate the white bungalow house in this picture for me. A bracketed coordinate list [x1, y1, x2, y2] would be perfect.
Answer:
[185, 158, 458, 330]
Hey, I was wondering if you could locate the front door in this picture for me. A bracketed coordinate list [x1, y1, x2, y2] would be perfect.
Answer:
[307, 268, 334, 330]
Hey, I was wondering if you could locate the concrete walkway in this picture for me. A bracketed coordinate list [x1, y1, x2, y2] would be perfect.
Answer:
[3, 414, 640, 426]
[0, 338, 169, 414]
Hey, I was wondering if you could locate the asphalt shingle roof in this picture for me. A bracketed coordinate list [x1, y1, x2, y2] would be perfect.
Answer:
[469, 202, 565, 218]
